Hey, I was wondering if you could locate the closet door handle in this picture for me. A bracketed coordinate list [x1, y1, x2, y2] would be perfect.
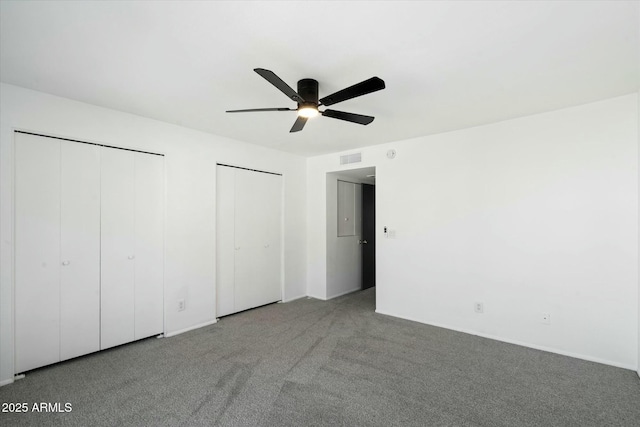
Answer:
[128, 255, 135, 260]
[62, 260, 70, 266]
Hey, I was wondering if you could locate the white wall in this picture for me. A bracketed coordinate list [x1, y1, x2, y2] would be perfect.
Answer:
[0, 83, 307, 385]
[307, 94, 639, 369]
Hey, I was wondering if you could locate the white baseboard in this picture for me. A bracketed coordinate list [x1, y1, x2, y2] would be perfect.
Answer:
[326, 287, 361, 300]
[164, 319, 218, 338]
[282, 294, 307, 303]
[0, 378, 14, 387]
[375, 309, 636, 371]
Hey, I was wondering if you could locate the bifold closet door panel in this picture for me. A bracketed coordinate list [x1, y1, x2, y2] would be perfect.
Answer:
[216, 166, 236, 318]
[101, 147, 135, 349]
[234, 169, 282, 312]
[255, 172, 282, 305]
[133, 153, 164, 339]
[14, 133, 61, 373]
[59, 141, 101, 361]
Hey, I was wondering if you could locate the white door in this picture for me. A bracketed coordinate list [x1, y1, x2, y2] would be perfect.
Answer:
[216, 166, 236, 317]
[133, 152, 164, 339]
[59, 141, 101, 361]
[101, 147, 136, 349]
[216, 166, 282, 317]
[15, 134, 163, 370]
[15, 133, 61, 372]
[233, 168, 282, 313]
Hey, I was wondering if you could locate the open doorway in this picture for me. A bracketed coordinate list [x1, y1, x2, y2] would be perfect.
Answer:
[326, 167, 376, 303]
[361, 182, 375, 289]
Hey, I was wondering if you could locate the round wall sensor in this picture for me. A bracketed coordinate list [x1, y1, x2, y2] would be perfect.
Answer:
[386, 149, 396, 159]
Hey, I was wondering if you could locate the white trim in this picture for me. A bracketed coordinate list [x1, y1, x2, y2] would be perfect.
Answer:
[280, 173, 285, 318]
[282, 294, 307, 303]
[8, 129, 16, 387]
[326, 287, 361, 300]
[163, 319, 218, 338]
[162, 155, 167, 352]
[0, 378, 14, 387]
[375, 309, 636, 371]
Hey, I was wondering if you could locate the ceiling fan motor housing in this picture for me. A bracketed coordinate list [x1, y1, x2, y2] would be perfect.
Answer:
[297, 78, 319, 108]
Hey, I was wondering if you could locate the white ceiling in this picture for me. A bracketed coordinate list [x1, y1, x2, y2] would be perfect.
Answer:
[1, 1, 638, 157]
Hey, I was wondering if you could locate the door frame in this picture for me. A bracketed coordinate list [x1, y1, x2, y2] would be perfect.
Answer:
[325, 166, 376, 301]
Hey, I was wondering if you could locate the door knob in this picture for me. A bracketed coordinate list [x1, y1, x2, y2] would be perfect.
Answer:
[62, 260, 70, 266]
[359, 240, 368, 245]
[128, 255, 135, 260]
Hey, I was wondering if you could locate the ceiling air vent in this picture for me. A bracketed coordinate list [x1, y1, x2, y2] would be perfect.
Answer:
[340, 152, 362, 165]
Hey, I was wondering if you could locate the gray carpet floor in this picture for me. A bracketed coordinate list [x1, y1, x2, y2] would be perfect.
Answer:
[1, 288, 639, 426]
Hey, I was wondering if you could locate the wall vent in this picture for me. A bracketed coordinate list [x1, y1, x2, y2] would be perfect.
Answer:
[339, 152, 362, 165]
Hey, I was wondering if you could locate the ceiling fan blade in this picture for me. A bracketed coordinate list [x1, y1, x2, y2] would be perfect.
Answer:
[254, 68, 306, 103]
[290, 116, 308, 132]
[319, 77, 385, 106]
[321, 109, 375, 125]
[226, 107, 294, 113]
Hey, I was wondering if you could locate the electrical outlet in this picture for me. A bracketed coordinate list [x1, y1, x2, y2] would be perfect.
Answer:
[178, 299, 185, 312]
[474, 302, 484, 313]
[541, 312, 551, 324]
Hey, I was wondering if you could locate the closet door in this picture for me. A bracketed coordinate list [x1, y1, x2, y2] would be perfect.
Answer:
[234, 169, 282, 313]
[101, 148, 135, 349]
[216, 166, 236, 317]
[133, 152, 164, 339]
[59, 141, 100, 360]
[15, 133, 61, 372]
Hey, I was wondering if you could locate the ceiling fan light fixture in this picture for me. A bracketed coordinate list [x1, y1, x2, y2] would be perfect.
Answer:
[298, 105, 319, 118]
[227, 69, 385, 132]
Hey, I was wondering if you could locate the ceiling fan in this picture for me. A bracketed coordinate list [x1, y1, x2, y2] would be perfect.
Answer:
[226, 68, 385, 133]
